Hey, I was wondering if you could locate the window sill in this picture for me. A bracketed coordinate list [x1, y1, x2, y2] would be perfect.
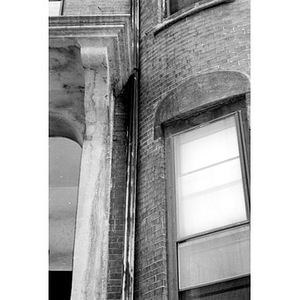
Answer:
[154, 0, 235, 36]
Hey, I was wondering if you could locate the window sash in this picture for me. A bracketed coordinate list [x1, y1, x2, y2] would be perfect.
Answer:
[171, 111, 250, 291]
[178, 224, 250, 290]
[173, 113, 249, 240]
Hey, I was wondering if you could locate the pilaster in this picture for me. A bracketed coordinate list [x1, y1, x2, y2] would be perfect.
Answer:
[71, 39, 113, 300]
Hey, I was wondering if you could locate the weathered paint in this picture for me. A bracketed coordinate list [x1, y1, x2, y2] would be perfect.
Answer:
[71, 41, 114, 300]
[49, 14, 133, 299]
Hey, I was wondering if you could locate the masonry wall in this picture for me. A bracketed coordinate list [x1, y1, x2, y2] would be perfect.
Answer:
[63, 0, 131, 15]
[135, 0, 250, 299]
[107, 90, 129, 299]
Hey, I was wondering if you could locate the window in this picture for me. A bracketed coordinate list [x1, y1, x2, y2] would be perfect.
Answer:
[165, 0, 234, 17]
[167, 0, 200, 15]
[165, 103, 250, 299]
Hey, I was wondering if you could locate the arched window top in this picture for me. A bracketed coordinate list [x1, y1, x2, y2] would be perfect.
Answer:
[154, 71, 250, 139]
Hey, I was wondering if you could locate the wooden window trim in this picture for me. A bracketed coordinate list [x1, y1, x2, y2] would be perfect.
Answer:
[164, 97, 250, 299]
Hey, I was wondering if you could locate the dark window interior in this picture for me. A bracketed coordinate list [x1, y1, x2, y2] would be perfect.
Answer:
[49, 271, 72, 300]
[179, 276, 250, 300]
[170, 0, 202, 15]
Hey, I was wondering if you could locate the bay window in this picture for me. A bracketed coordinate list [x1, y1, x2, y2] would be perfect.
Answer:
[165, 103, 250, 299]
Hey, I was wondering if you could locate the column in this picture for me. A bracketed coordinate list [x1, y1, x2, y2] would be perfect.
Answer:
[71, 38, 114, 300]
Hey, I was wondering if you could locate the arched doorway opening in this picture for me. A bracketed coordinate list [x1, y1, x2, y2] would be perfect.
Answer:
[49, 137, 82, 300]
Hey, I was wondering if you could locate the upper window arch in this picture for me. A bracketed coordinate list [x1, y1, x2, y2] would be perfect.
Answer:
[154, 70, 250, 140]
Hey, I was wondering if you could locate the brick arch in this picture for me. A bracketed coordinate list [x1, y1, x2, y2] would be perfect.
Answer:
[154, 70, 250, 139]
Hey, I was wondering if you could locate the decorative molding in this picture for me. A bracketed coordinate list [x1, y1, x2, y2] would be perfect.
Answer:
[49, 15, 132, 143]
[49, 15, 132, 93]
[154, 71, 250, 139]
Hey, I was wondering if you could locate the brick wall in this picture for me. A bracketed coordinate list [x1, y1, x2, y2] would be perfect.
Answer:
[107, 87, 130, 299]
[63, 0, 131, 15]
[135, 0, 250, 299]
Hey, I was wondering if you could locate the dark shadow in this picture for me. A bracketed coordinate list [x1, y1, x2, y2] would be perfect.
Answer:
[49, 271, 72, 300]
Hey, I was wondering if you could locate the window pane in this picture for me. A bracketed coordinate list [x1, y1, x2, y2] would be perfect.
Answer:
[178, 225, 250, 290]
[178, 158, 242, 199]
[177, 161, 247, 238]
[170, 0, 201, 15]
[174, 116, 238, 175]
[174, 116, 247, 238]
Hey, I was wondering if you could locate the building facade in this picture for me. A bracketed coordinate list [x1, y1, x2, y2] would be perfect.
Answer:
[49, 0, 250, 299]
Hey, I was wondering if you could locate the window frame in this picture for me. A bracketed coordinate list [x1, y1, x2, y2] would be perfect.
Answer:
[164, 96, 250, 299]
